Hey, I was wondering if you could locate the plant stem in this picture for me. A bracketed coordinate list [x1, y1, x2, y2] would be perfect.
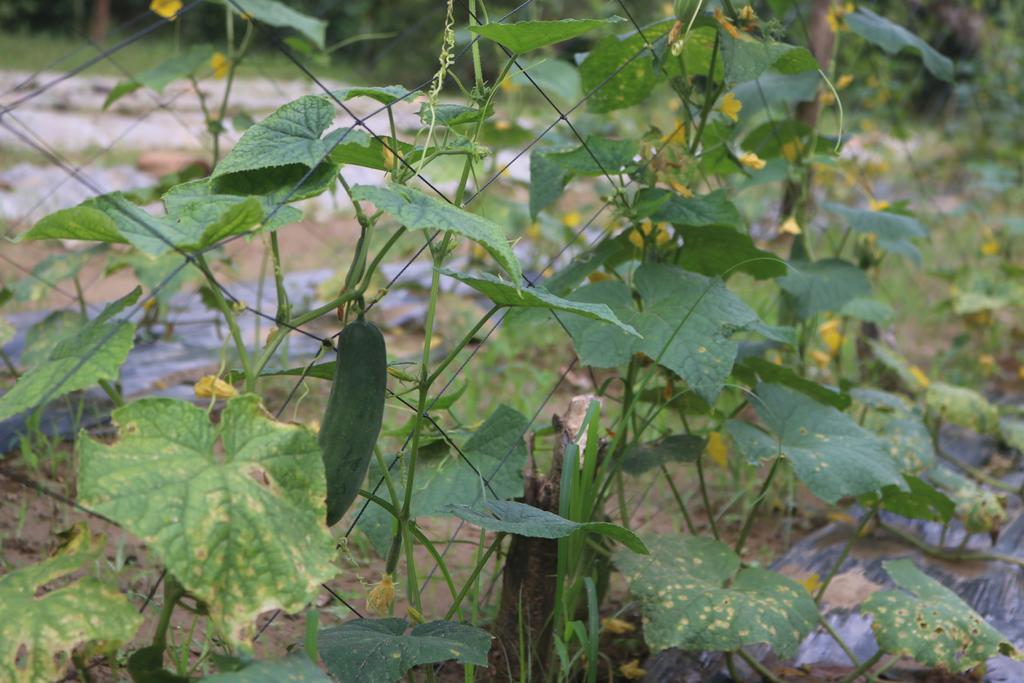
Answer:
[661, 464, 698, 534]
[818, 613, 863, 669]
[98, 379, 124, 408]
[877, 520, 1024, 569]
[696, 453, 720, 540]
[735, 649, 786, 683]
[815, 505, 877, 604]
[153, 574, 185, 650]
[734, 456, 782, 557]
[445, 534, 504, 620]
[838, 650, 884, 683]
[936, 447, 1020, 494]
[197, 255, 253, 391]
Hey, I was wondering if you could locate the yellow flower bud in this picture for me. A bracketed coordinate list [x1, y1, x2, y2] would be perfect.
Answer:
[817, 318, 843, 356]
[809, 350, 832, 369]
[367, 574, 395, 615]
[796, 573, 822, 595]
[194, 375, 238, 400]
[601, 617, 636, 634]
[908, 365, 930, 389]
[562, 211, 581, 227]
[836, 74, 854, 90]
[210, 52, 230, 80]
[738, 152, 766, 170]
[706, 431, 728, 468]
[780, 216, 802, 235]
[655, 223, 672, 246]
[150, 0, 182, 20]
[669, 180, 694, 198]
[980, 240, 1000, 256]
[717, 92, 742, 123]
[620, 660, 647, 680]
[525, 222, 541, 239]
[868, 198, 890, 211]
[628, 228, 645, 250]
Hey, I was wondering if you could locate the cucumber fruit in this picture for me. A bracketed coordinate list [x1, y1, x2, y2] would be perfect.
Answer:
[320, 318, 387, 526]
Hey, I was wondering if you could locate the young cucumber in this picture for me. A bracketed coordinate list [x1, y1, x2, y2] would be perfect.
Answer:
[320, 318, 387, 526]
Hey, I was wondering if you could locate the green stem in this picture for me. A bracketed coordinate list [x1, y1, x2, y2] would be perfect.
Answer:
[936, 447, 1021, 494]
[838, 650, 884, 683]
[269, 232, 290, 324]
[73, 275, 88, 316]
[445, 534, 504, 620]
[197, 255, 253, 391]
[815, 505, 877, 604]
[735, 650, 786, 683]
[734, 456, 782, 557]
[877, 520, 1024, 569]
[98, 379, 124, 408]
[153, 575, 185, 650]
[661, 464, 697, 534]
[818, 613, 862, 670]
[426, 306, 499, 385]
[696, 453, 719, 540]
[688, 31, 721, 156]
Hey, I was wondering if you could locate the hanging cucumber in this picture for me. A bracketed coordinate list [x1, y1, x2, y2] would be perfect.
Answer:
[320, 317, 387, 526]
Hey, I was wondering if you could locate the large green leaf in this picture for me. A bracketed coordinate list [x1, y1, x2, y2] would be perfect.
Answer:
[562, 263, 777, 402]
[470, 17, 624, 53]
[725, 383, 904, 504]
[439, 268, 639, 335]
[212, 95, 339, 179]
[224, 0, 327, 49]
[674, 225, 786, 280]
[529, 151, 570, 218]
[203, 654, 330, 682]
[318, 618, 491, 683]
[868, 475, 956, 524]
[615, 536, 817, 657]
[847, 9, 954, 83]
[778, 259, 872, 319]
[621, 434, 704, 474]
[12, 249, 94, 303]
[163, 178, 304, 231]
[0, 287, 140, 421]
[924, 382, 999, 434]
[720, 33, 818, 84]
[928, 467, 1006, 534]
[825, 203, 927, 264]
[350, 184, 522, 283]
[332, 85, 418, 105]
[643, 188, 743, 230]
[736, 358, 850, 410]
[360, 405, 528, 554]
[580, 21, 673, 113]
[78, 395, 337, 646]
[542, 136, 639, 177]
[0, 526, 142, 683]
[862, 560, 1018, 671]
[104, 44, 214, 109]
[444, 500, 647, 554]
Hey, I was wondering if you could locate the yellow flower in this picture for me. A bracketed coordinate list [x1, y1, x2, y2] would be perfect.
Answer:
[796, 573, 822, 595]
[628, 228, 645, 250]
[662, 124, 686, 145]
[780, 216, 802, 235]
[826, 2, 855, 33]
[781, 139, 803, 162]
[494, 119, 512, 131]
[979, 354, 996, 373]
[194, 375, 238, 400]
[819, 90, 836, 106]
[706, 431, 728, 468]
[739, 152, 766, 170]
[836, 74, 854, 90]
[655, 223, 672, 246]
[499, 76, 520, 94]
[669, 180, 694, 198]
[210, 52, 231, 80]
[150, 0, 182, 20]
[367, 574, 395, 615]
[810, 349, 832, 369]
[980, 239, 1000, 256]
[908, 365, 930, 389]
[562, 211, 581, 227]
[601, 617, 636, 634]
[868, 198, 890, 211]
[525, 222, 541, 239]
[817, 318, 843, 356]
[713, 9, 741, 39]
[717, 92, 742, 122]
[471, 243, 487, 260]
[639, 219, 654, 236]
[620, 660, 647, 680]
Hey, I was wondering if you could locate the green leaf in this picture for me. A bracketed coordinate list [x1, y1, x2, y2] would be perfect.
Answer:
[644, 188, 743, 230]
[825, 203, 927, 264]
[78, 395, 337, 646]
[876, 417, 936, 474]
[928, 467, 1007, 534]
[999, 417, 1024, 453]
[869, 475, 955, 524]
[318, 618, 491, 683]
[0, 287, 140, 421]
[469, 17, 624, 53]
[725, 383, 904, 504]
[0, 526, 143, 683]
[580, 21, 673, 113]
[562, 263, 774, 402]
[736, 358, 850, 410]
[674, 225, 786, 280]
[223, 0, 327, 49]
[350, 184, 522, 283]
[212, 95, 337, 179]
[862, 560, 1018, 671]
[332, 85, 418, 105]
[778, 259, 872, 319]
[19, 311, 85, 367]
[12, 249, 94, 302]
[163, 178, 304, 231]
[866, 340, 930, 393]
[202, 654, 330, 682]
[103, 45, 214, 109]
[20, 204, 127, 246]
[720, 33, 818, 84]
[924, 382, 999, 434]
[840, 297, 895, 324]
[621, 434, 704, 474]
[615, 535, 817, 657]
[847, 9, 954, 83]
[529, 151, 570, 219]
[444, 500, 647, 554]
[439, 268, 639, 335]
[542, 136, 639, 177]
[359, 405, 528, 554]
[418, 102, 493, 127]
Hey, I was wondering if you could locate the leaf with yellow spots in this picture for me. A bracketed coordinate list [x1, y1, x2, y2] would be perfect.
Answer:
[924, 382, 1000, 435]
[725, 383, 905, 504]
[614, 536, 818, 657]
[0, 526, 143, 683]
[862, 559, 1020, 671]
[318, 618, 491, 683]
[78, 395, 337, 647]
[866, 339, 930, 393]
[929, 467, 1006, 535]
